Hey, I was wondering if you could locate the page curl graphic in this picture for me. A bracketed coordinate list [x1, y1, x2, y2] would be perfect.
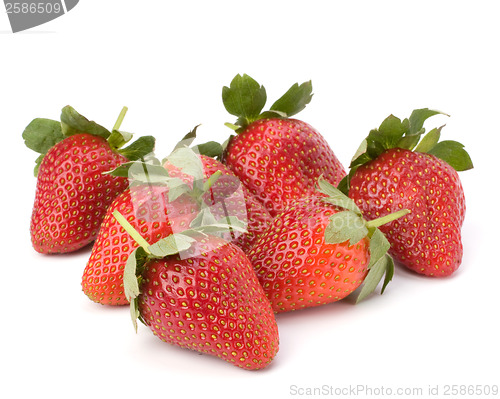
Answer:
[4, 0, 79, 33]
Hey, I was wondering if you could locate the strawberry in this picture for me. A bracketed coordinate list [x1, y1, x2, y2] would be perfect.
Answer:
[24, 106, 155, 254]
[198, 156, 272, 253]
[163, 140, 272, 253]
[116, 214, 279, 370]
[221, 74, 346, 217]
[249, 179, 408, 312]
[339, 109, 473, 277]
[82, 139, 261, 305]
[82, 183, 199, 305]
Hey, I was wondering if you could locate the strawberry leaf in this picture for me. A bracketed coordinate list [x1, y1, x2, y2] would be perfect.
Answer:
[195, 141, 223, 158]
[33, 154, 45, 177]
[189, 206, 247, 235]
[168, 147, 205, 181]
[377, 115, 407, 147]
[23, 118, 65, 176]
[336, 174, 350, 196]
[222, 74, 267, 127]
[224, 123, 240, 132]
[345, 108, 473, 175]
[190, 207, 218, 229]
[381, 255, 394, 294]
[123, 247, 147, 302]
[123, 246, 148, 332]
[148, 233, 196, 258]
[350, 139, 368, 165]
[104, 162, 135, 178]
[188, 218, 248, 236]
[317, 179, 361, 213]
[325, 211, 368, 246]
[269, 81, 313, 117]
[259, 110, 288, 120]
[123, 161, 170, 184]
[215, 216, 248, 233]
[396, 109, 446, 150]
[107, 158, 191, 195]
[414, 126, 443, 153]
[355, 223, 400, 303]
[356, 253, 392, 303]
[118, 136, 156, 161]
[130, 297, 141, 333]
[173, 125, 199, 151]
[408, 108, 446, 136]
[60, 105, 111, 139]
[22, 118, 64, 154]
[166, 179, 193, 202]
[173, 125, 223, 158]
[367, 227, 391, 269]
[365, 130, 387, 159]
[395, 132, 421, 151]
[427, 140, 474, 171]
[222, 74, 315, 134]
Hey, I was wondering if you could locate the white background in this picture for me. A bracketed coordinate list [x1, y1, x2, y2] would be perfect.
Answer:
[1, 1, 499, 398]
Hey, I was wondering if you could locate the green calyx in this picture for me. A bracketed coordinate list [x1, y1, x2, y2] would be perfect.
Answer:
[222, 73, 313, 133]
[106, 126, 225, 203]
[317, 179, 409, 303]
[115, 209, 200, 332]
[22, 105, 155, 176]
[338, 108, 473, 194]
[110, 130, 248, 331]
[115, 178, 247, 332]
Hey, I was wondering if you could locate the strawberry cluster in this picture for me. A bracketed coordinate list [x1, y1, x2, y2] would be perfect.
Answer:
[24, 74, 472, 370]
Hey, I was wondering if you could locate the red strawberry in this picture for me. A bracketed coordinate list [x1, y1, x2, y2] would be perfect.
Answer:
[221, 74, 346, 217]
[164, 151, 272, 253]
[82, 184, 199, 305]
[138, 237, 278, 370]
[117, 217, 279, 370]
[234, 190, 272, 252]
[82, 141, 264, 305]
[24, 106, 155, 254]
[340, 109, 473, 276]
[249, 180, 408, 312]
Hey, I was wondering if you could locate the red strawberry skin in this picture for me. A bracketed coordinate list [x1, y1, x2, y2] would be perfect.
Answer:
[165, 155, 273, 253]
[348, 148, 465, 276]
[82, 185, 198, 305]
[31, 133, 129, 254]
[199, 156, 272, 252]
[83, 154, 271, 306]
[138, 236, 279, 370]
[235, 192, 271, 253]
[249, 195, 369, 312]
[224, 118, 346, 217]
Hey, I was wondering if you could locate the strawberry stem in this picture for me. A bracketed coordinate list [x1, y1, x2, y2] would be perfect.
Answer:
[112, 210, 151, 254]
[365, 209, 410, 229]
[113, 106, 128, 131]
[202, 170, 223, 193]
